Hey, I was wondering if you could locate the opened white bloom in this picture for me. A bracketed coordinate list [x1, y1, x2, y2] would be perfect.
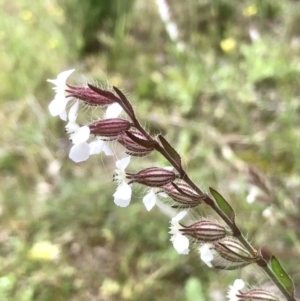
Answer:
[47, 69, 75, 120]
[89, 138, 114, 156]
[227, 279, 245, 301]
[169, 211, 190, 255]
[65, 101, 90, 162]
[105, 102, 123, 118]
[199, 243, 215, 267]
[113, 156, 132, 207]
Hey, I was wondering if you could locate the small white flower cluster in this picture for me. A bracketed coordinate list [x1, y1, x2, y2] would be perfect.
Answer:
[48, 70, 168, 211]
[168, 211, 217, 265]
[47, 70, 222, 266]
[48, 70, 122, 162]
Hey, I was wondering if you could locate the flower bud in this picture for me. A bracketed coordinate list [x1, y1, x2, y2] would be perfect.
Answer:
[160, 183, 202, 208]
[180, 220, 226, 242]
[65, 85, 117, 106]
[213, 237, 258, 269]
[227, 279, 280, 301]
[199, 238, 258, 270]
[118, 130, 153, 157]
[127, 167, 176, 187]
[89, 118, 131, 140]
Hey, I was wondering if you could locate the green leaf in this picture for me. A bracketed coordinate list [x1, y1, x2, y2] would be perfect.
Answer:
[184, 277, 205, 301]
[209, 188, 235, 222]
[271, 256, 295, 297]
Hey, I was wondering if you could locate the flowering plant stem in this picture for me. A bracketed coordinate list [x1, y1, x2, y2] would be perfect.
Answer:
[114, 88, 295, 301]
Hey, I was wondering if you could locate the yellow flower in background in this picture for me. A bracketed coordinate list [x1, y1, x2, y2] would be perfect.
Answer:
[20, 10, 33, 21]
[243, 4, 258, 17]
[220, 38, 236, 53]
[28, 241, 60, 261]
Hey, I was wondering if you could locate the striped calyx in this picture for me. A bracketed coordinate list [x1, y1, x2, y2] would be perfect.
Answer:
[65, 85, 116, 106]
[126, 167, 176, 187]
[213, 237, 258, 268]
[236, 289, 280, 301]
[180, 220, 226, 242]
[118, 130, 153, 157]
[161, 183, 202, 208]
[89, 118, 131, 140]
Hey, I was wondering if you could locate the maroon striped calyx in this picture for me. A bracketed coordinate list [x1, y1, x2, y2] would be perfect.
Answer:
[235, 289, 280, 301]
[180, 220, 226, 242]
[89, 118, 131, 140]
[118, 130, 153, 157]
[212, 237, 258, 269]
[126, 167, 176, 187]
[161, 183, 202, 208]
[65, 85, 117, 106]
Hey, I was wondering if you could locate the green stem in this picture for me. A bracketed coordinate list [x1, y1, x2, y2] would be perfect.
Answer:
[130, 110, 295, 301]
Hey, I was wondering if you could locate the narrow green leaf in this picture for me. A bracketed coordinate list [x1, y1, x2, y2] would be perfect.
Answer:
[158, 135, 182, 173]
[209, 188, 235, 222]
[271, 256, 295, 297]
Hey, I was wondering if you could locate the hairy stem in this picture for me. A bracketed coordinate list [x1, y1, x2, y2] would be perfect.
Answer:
[130, 111, 295, 301]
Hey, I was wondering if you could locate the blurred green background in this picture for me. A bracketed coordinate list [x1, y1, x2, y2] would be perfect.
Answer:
[1, 0, 300, 300]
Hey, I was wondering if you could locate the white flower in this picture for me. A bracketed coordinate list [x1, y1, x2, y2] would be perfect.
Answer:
[227, 279, 245, 301]
[199, 244, 215, 267]
[169, 211, 190, 255]
[113, 156, 132, 207]
[105, 102, 123, 118]
[89, 138, 114, 156]
[142, 188, 160, 211]
[47, 69, 75, 120]
[65, 101, 90, 163]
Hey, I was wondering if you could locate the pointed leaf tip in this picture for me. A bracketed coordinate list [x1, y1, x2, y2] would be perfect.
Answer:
[209, 187, 235, 222]
[271, 255, 295, 297]
[87, 84, 120, 102]
[113, 86, 134, 117]
[158, 135, 182, 174]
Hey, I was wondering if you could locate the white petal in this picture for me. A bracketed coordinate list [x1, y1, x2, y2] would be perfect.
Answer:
[68, 100, 79, 122]
[199, 244, 214, 268]
[172, 233, 189, 255]
[102, 143, 114, 156]
[105, 103, 123, 118]
[143, 190, 157, 211]
[69, 142, 90, 162]
[114, 197, 131, 207]
[227, 279, 245, 301]
[233, 279, 245, 290]
[173, 211, 187, 222]
[116, 156, 131, 171]
[59, 110, 67, 121]
[89, 140, 105, 155]
[72, 126, 90, 144]
[163, 166, 174, 171]
[48, 95, 67, 117]
[47, 69, 75, 88]
[114, 182, 132, 199]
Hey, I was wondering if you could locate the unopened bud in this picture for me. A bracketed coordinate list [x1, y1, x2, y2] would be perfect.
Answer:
[180, 220, 226, 242]
[127, 167, 176, 187]
[118, 130, 153, 157]
[227, 279, 280, 301]
[161, 183, 202, 208]
[213, 237, 258, 269]
[89, 118, 131, 140]
[65, 85, 116, 106]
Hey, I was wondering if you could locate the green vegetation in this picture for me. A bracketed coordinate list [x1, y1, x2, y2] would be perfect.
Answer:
[1, 0, 299, 300]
